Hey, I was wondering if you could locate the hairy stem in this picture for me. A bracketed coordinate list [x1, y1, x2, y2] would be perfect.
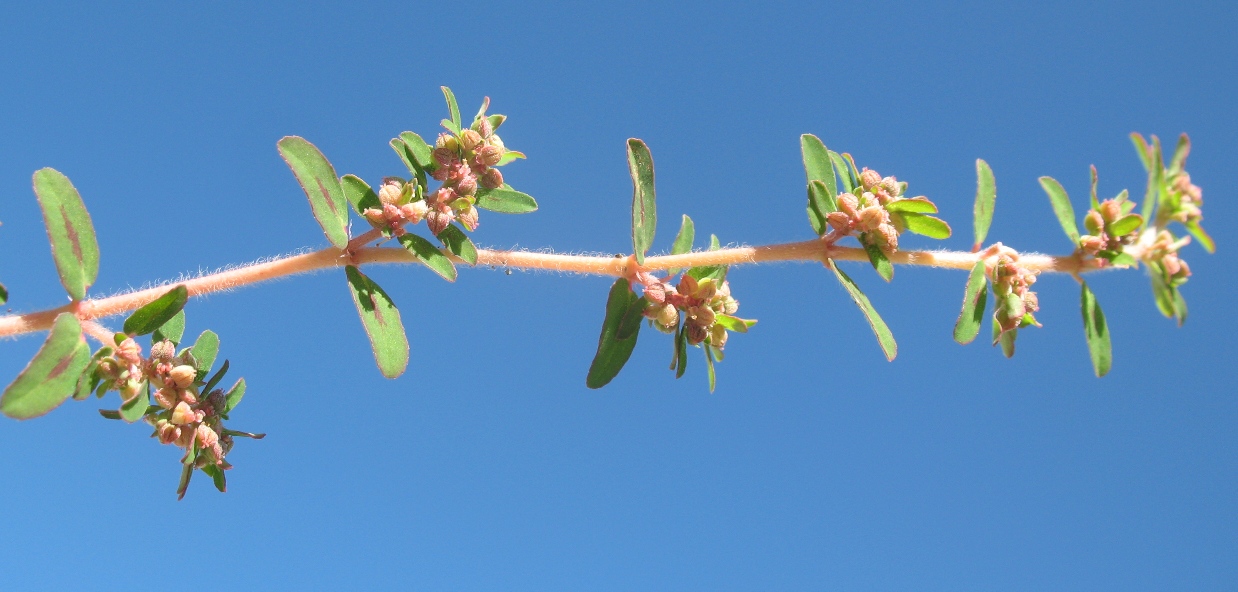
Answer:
[0, 238, 1105, 339]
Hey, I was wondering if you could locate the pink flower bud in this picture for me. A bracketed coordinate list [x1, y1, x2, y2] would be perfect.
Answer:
[837, 193, 859, 217]
[875, 224, 900, 252]
[154, 388, 178, 409]
[709, 325, 729, 349]
[826, 211, 852, 232]
[1079, 235, 1105, 255]
[880, 177, 901, 197]
[400, 202, 426, 224]
[150, 340, 175, 362]
[171, 401, 195, 425]
[116, 338, 143, 365]
[174, 426, 195, 448]
[860, 168, 882, 190]
[456, 174, 478, 196]
[196, 424, 219, 449]
[478, 117, 494, 138]
[435, 133, 459, 152]
[426, 208, 454, 236]
[378, 177, 404, 205]
[457, 205, 479, 232]
[460, 129, 483, 151]
[686, 322, 708, 345]
[644, 283, 667, 305]
[363, 208, 386, 226]
[656, 304, 680, 331]
[432, 147, 458, 168]
[169, 365, 196, 389]
[690, 305, 716, 327]
[476, 145, 503, 167]
[857, 206, 889, 233]
[677, 275, 699, 296]
[158, 422, 180, 445]
[722, 296, 739, 315]
[481, 168, 504, 189]
[694, 280, 717, 301]
[1099, 200, 1121, 223]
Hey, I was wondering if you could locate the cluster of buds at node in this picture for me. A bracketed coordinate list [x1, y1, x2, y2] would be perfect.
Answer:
[826, 168, 906, 251]
[639, 273, 744, 349]
[1079, 196, 1143, 259]
[1147, 230, 1193, 287]
[422, 114, 507, 235]
[362, 177, 429, 237]
[1168, 172, 1203, 225]
[990, 254, 1041, 338]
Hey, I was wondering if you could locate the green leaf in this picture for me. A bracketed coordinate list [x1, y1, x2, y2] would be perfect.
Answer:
[188, 330, 219, 379]
[998, 327, 1017, 358]
[1090, 165, 1101, 210]
[616, 297, 648, 341]
[901, 213, 952, 239]
[1130, 133, 1153, 172]
[201, 359, 229, 396]
[398, 233, 457, 282]
[32, 168, 101, 300]
[1147, 262, 1175, 319]
[441, 86, 461, 130]
[829, 151, 856, 195]
[277, 136, 350, 249]
[224, 378, 246, 414]
[885, 197, 937, 214]
[123, 285, 188, 336]
[345, 266, 409, 379]
[1169, 133, 1191, 172]
[953, 261, 989, 344]
[863, 239, 893, 282]
[973, 159, 996, 249]
[341, 174, 382, 217]
[714, 315, 756, 333]
[800, 135, 837, 196]
[1108, 214, 1143, 237]
[475, 186, 538, 213]
[1, 313, 90, 419]
[153, 310, 186, 345]
[398, 131, 437, 173]
[704, 345, 717, 393]
[438, 223, 478, 265]
[807, 180, 838, 237]
[0, 282, 6, 305]
[495, 150, 526, 167]
[1038, 176, 1080, 244]
[440, 119, 461, 136]
[119, 381, 149, 423]
[826, 259, 897, 361]
[586, 278, 641, 389]
[177, 462, 194, 500]
[1106, 252, 1139, 267]
[674, 322, 688, 379]
[201, 464, 227, 493]
[75, 346, 112, 401]
[627, 139, 657, 264]
[388, 139, 427, 192]
[1080, 281, 1112, 377]
[667, 214, 695, 276]
[1185, 220, 1215, 254]
[1171, 286, 1188, 326]
[1142, 137, 1164, 222]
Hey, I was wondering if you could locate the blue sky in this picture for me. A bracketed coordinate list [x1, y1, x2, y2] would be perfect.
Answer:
[1, 1, 1236, 589]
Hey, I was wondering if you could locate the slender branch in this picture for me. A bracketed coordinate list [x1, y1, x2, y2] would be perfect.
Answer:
[0, 237, 1108, 339]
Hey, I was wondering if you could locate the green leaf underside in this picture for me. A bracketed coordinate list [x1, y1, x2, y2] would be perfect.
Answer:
[616, 297, 647, 341]
[667, 215, 695, 276]
[674, 323, 688, 378]
[704, 345, 717, 393]
[1, 313, 90, 419]
[974, 159, 996, 247]
[586, 278, 641, 389]
[1038, 176, 1080, 244]
[885, 198, 937, 214]
[154, 310, 186, 345]
[800, 135, 837, 196]
[496, 151, 526, 167]
[345, 265, 410, 379]
[863, 240, 893, 282]
[953, 261, 989, 344]
[628, 139, 657, 264]
[224, 378, 246, 414]
[475, 187, 538, 213]
[807, 180, 838, 237]
[442, 86, 461, 130]
[901, 213, 952, 239]
[714, 315, 755, 333]
[1185, 220, 1215, 253]
[75, 347, 112, 401]
[341, 174, 381, 216]
[1080, 281, 1112, 377]
[1130, 133, 1153, 172]
[189, 330, 220, 379]
[201, 359, 229, 397]
[177, 463, 193, 500]
[202, 463, 227, 493]
[438, 224, 478, 265]
[829, 151, 855, 195]
[398, 233, 457, 282]
[0, 283, 7, 305]
[827, 260, 897, 361]
[123, 285, 189, 336]
[33, 168, 101, 300]
[399, 131, 437, 172]
[1109, 215, 1142, 237]
[389, 139, 427, 191]
[999, 327, 1017, 358]
[277, 136, 350, 249]
[119, 382, 149, 423]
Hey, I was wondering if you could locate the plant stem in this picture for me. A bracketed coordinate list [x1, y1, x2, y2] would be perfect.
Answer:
[0, 238, 1108, 339]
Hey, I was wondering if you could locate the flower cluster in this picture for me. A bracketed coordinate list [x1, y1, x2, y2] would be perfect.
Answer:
[1147, 230, 1192, 287]
[990, 253, 1041, 338]
[1169, 172, 1203, 225]
[1079, 196, 1143, 259]
[96, 338, 242, 471]
[362, 177, 428, 236]
[825, 168, 907, 252]
[641, 273, 743, 349]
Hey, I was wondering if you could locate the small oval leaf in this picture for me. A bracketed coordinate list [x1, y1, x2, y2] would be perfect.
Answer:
[475, 186, 538, 213]
[277, 136, 350, 249]
[123, 285, 189, 336]
[341, 174, 381, 217]
[1038, 176, 1080, 245]
[863, 239, 894, 282]
[398, 233, 457, 282]
[953, 261, 989, 344]
[1080, 281, 1112, 377]
[188, 330, 220, 379]
[973, 159, 996, 249]
[345, 266, 409, 379]
[901, 213, 952, 239]
[586, 278, 641, 389]
[1, 313, 91, 419]
[441, 86, 461, 130]
[224, 378, 246, 414]
[627, 139, 657, 264]
[827, 260, 897, 361]
[33, 168, 101, 300]
[438, 223, 478, 265]
[153, 310, 186, 345]
[885, 197, 937, 214]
